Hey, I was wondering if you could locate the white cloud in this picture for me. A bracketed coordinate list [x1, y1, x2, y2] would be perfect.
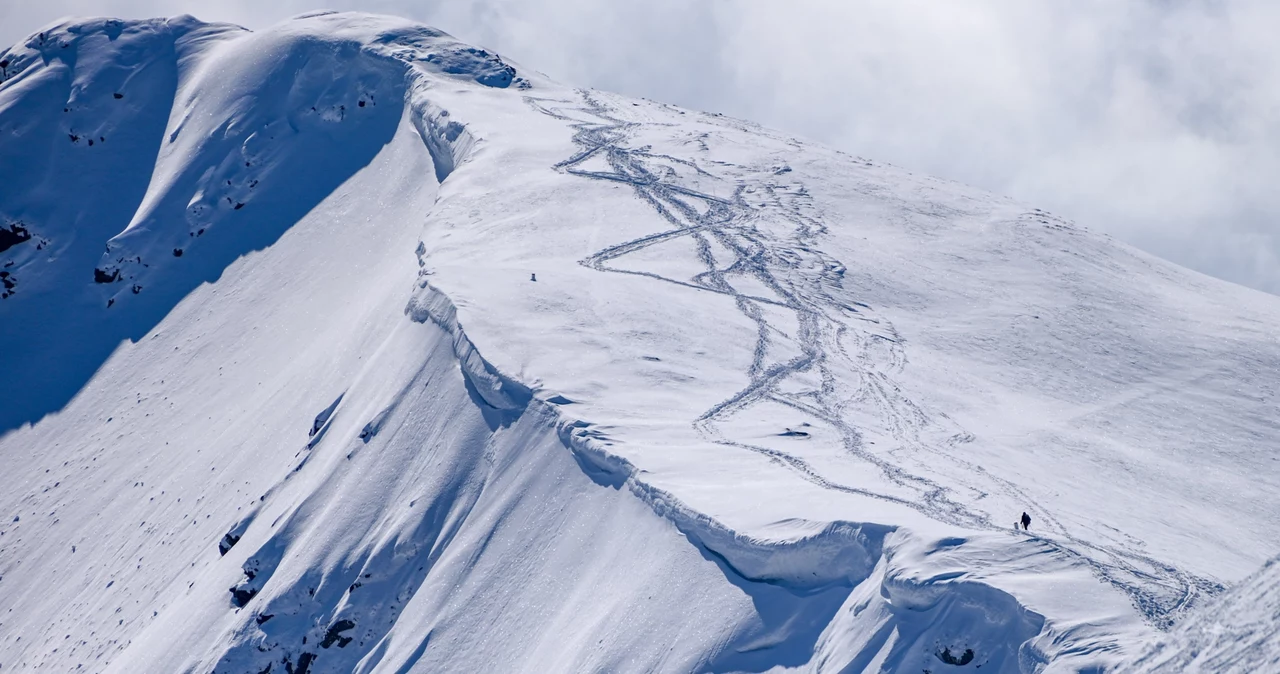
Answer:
[3, 1, 1277, 292]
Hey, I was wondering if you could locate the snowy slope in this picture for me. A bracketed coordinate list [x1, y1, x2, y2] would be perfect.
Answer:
[2, 11, 1279, 673]
[1118, 553, 1280, 672]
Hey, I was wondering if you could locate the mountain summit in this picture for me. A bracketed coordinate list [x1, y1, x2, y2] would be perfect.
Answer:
[2, 11, 1278, 673]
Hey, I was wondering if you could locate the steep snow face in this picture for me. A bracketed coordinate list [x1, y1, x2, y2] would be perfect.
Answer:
[2, 11, 1279, 674]
[1119, 554, 1280, 672]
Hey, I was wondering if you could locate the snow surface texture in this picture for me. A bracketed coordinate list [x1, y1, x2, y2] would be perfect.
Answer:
[1, 11, 1278, 673]
[1118, 553, 1280, 673]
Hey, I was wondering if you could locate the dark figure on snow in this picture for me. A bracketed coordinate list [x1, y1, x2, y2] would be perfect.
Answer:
[1021, 512, 1031, 530]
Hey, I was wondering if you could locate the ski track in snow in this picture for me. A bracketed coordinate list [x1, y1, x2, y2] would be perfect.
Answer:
[526, 90, 1220, 628]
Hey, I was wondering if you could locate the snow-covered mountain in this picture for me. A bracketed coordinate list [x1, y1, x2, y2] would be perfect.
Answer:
[1, 11, 1277, 673]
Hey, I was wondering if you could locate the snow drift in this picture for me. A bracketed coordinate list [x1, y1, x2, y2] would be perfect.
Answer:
[2, 11, 1279, 673]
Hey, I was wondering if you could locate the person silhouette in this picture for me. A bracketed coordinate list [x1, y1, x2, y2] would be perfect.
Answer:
[1021, 512, 1032, 530]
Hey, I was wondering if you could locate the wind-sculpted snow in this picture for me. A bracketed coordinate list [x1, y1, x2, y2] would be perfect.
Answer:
[1119, 554, 1280, 673]
[404, 279, 530, 411]
[2, 10, 1279, 674]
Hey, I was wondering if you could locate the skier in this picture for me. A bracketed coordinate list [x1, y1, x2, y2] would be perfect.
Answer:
[1021, 512, 1031, 530]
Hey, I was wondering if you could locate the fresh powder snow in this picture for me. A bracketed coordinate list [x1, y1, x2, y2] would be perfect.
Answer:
[0, 11, 1277, 673]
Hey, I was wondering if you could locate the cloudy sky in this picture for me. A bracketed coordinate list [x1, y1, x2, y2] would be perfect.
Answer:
[4, 1, 1278, 293]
